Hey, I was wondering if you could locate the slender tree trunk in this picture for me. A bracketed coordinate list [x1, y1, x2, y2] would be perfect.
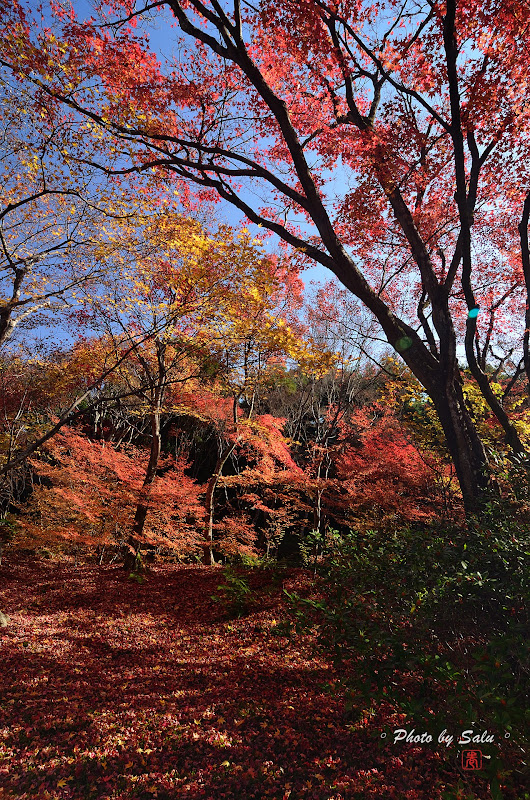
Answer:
[442, 2, 527, 458]
[203, 438, 240, 566]
[124, 401, 162, 570]
[518, 190, 530, 393]
[134, 407, 162, 535]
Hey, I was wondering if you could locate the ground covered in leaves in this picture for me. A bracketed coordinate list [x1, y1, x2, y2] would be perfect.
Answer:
[0, 553, 520, 799]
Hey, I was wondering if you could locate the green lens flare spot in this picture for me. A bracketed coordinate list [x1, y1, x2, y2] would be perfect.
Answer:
[468, 307, 480, 319]
[395, 336, 413, 352]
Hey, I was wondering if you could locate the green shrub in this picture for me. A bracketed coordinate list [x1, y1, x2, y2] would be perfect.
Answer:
[212, 567, 253, 617]
[232, 552, 262, 568]
[285, 509, 530, 794]
[299, 527, 344, 568]
[0, 514, 17, 544]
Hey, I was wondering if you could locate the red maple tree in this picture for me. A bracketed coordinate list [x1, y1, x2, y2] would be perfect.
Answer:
[21, 425, 204, 558]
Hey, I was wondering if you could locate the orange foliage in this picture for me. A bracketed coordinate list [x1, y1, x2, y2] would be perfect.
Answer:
[21, 426, 204, 555]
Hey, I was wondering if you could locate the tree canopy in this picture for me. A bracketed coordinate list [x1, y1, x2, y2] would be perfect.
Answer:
[2, 0, 530, 510]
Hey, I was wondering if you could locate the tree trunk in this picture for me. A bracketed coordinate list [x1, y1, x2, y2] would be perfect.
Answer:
[203, 438, 240, 566]
[518, 191, 530, 393]
[430, 378, 494, 517]
[124, 404, 162, 569]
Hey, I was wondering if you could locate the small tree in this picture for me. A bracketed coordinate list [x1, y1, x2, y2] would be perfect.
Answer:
[22, 425, 203, 559]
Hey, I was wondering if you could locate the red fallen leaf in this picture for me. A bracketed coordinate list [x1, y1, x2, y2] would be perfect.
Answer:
[0, 554, 522, 799]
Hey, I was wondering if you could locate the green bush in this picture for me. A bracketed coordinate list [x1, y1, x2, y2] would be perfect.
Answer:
[0, 514, 17, 544]
[231, 552, 262, 568]
[285, 509, 530, 794]
[212, 567, 253, 618]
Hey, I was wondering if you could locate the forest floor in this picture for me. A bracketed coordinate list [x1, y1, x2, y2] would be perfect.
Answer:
[0, 553, 519, 799]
